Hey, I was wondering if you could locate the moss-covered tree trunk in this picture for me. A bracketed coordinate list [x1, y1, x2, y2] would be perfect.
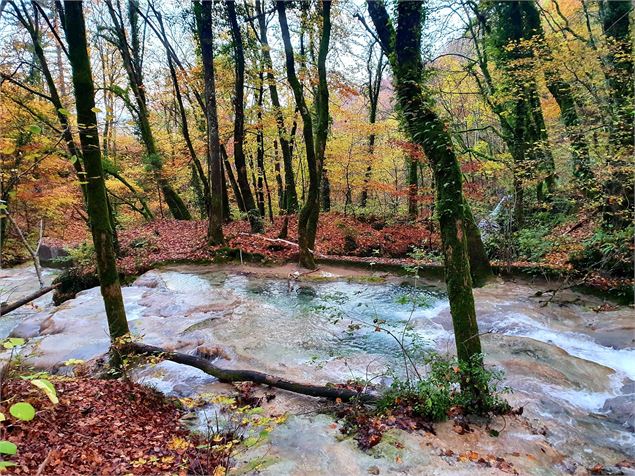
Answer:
[368, 1, 484, 372]
[62, 0, 129, 342]
[599, 0, 633, 227]
[486, 1, 557, 206]
[277, 0, 331, 269]
[196, 0, 224, 245]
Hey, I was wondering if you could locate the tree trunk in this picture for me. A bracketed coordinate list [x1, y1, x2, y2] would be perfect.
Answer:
[196, 0, 224, 245]
[125, 342, 376, 402]
[368, 1, 484, 381]
[62, 0, 129, 343]
[156, 8, 211, 213]
[361, 44, 385, 208]
[256, 0, 298, 213]
[463, 200, 492, 287]
[277, 0, 331, 269]
[321, 169, 331, 212]
[407, 158, 418, 221]
[104, 0, 190, 221]
[221, 145, 245, 212]
[524, 1, 593, 188]
[226, 0, 263, 233]
[599, 0, 633, 228]
[274, 140, 285, 211]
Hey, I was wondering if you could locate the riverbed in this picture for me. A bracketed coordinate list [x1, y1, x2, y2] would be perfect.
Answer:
[1, 263, 633, 474]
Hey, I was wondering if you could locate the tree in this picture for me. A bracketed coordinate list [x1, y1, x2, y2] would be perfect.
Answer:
[59, 0, 129, 342]
[367, 1, 485, 383]
[104, 0, 191, 221]
[525, 1, 594, 187]
[599, 0, 633, 227]
[485, 2, 557, 211]
[360, 41, 386, 208]
[255, 0, 298, 214]
[196, 0, 224, 245]
[277, 0, 331, 269]
[226, 0, 263, 232]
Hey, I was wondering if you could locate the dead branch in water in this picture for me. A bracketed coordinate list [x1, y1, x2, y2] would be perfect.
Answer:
[123, 342, 377, 403]
[0, 284, 57, 316]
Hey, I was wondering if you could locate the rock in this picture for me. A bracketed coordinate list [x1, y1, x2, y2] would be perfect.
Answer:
[37, 244, 70, 267]
[367, 465, 380, 474]
[602, 394, 635, 431]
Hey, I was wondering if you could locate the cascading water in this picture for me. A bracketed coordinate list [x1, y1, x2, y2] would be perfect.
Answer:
[1, 263, 633, 474]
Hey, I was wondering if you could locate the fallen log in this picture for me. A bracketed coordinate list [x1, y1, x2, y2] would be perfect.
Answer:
[0, 284, 57, 316]
[124, 342, 377, 403]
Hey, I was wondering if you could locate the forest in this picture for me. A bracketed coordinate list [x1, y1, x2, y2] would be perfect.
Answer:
[0, 0, 632, 474]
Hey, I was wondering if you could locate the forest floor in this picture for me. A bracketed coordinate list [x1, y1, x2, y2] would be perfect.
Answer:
[2, 378, 227, 475]
[34, 211, 631, 299]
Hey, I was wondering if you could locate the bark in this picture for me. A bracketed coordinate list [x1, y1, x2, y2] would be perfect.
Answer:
[256, 0, 298, 213]
[105, 0, 190, 221]
[462, 200, 492, 287]
[226, 0, 263, 233]
[321, 169, 331, 212]
[1, 285, 57, 317]
[196, 0, 224, 245]
[62, 0, 129, 342]
[221, 145, 245, 212]
[125, 342, 376, 402]
[367, 1, 484, 374]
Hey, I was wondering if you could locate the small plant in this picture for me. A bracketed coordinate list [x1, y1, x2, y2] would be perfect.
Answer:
[0, 338, 59, 469]
[186, 385, 287, 475]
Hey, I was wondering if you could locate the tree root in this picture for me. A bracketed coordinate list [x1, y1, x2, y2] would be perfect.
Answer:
[123, 342, 378, 403]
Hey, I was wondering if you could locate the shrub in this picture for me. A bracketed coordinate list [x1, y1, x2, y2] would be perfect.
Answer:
[52, 266, 100, 305]
[570, 225, 634, 278]
[377, 353, 510, 421]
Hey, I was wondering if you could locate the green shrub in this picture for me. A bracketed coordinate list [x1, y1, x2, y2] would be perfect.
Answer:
[515, 226, 553, 261]
[53, 241, 96, 269]
[570, 225, 634, 277]
[377, 353, 510, 421]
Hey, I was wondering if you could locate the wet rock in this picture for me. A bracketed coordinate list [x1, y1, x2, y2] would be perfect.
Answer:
[296, 286, 317, 299]
[37, 244, 69, 267]
[602, 394, 635, 431]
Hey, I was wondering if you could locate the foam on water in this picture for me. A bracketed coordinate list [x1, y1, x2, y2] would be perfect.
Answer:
[491, 312, 635, 380]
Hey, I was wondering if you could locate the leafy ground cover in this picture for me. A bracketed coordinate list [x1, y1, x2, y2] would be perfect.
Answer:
[1, 378, 226, 475]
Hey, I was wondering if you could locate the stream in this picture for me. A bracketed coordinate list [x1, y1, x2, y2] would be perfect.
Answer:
[1, 263, 633, 474]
